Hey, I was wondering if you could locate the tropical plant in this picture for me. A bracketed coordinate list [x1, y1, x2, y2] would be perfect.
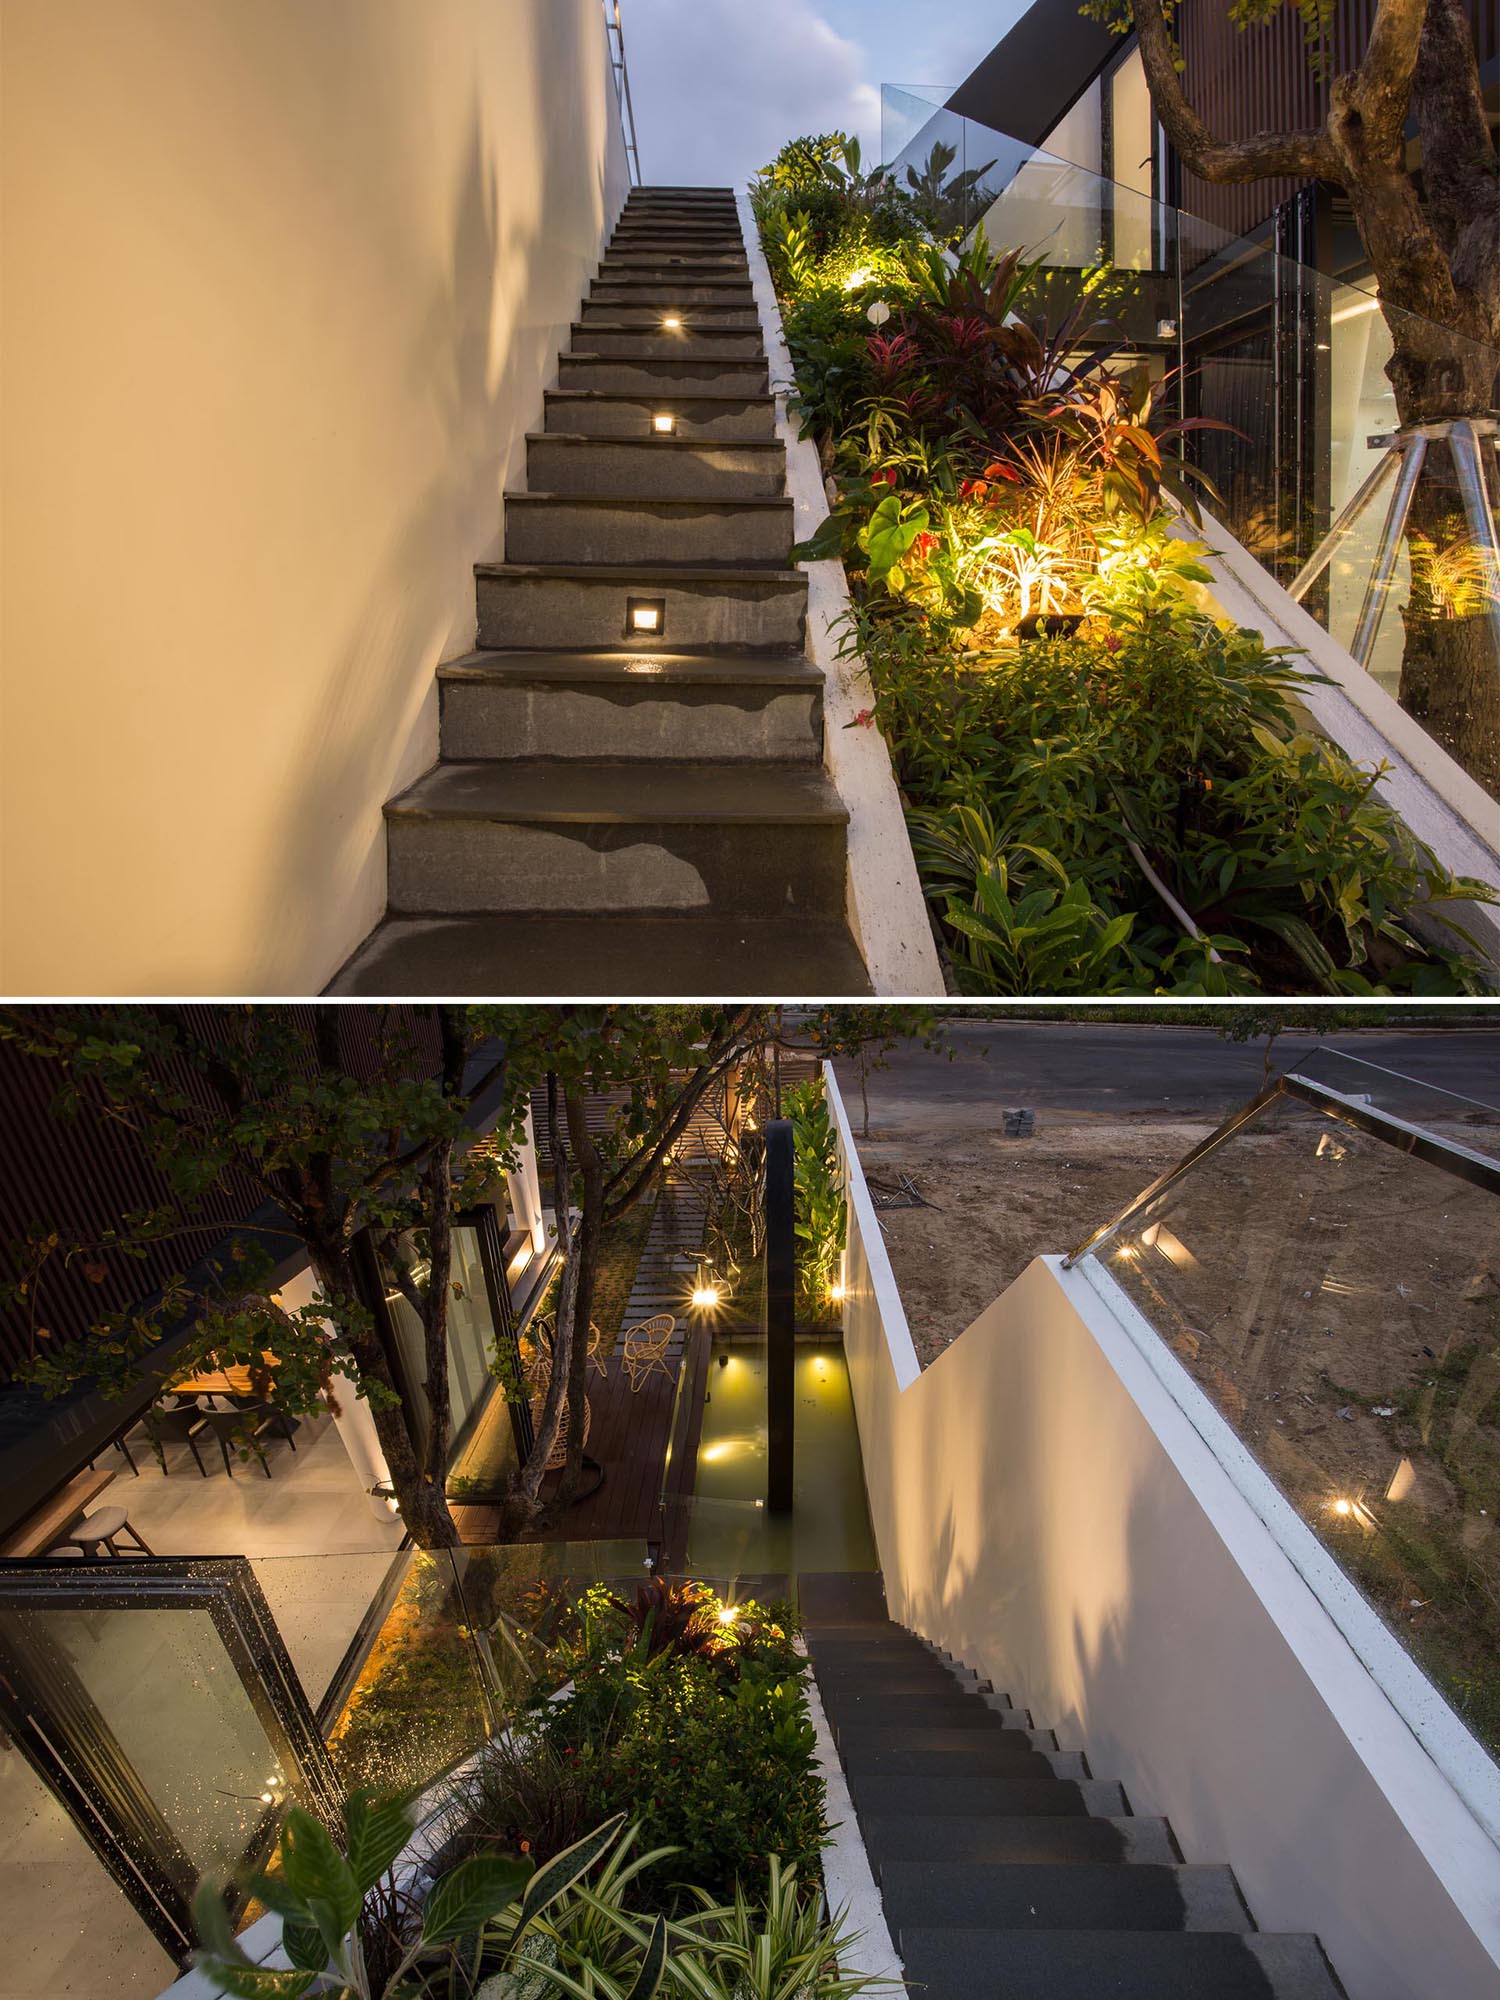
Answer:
[191, 1795, 634, 2000]
[785, 1078, 845, 1319]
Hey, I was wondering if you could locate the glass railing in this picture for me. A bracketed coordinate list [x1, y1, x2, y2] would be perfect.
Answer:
[875, 85, 1500, 800]
[0, 1540, 650, 1995]
[1068, 1072, 1500, 1767]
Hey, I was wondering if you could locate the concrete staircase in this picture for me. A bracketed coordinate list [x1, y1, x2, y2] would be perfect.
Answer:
[331, 186, 870, 996]
[798, 1574, 1346, 2000]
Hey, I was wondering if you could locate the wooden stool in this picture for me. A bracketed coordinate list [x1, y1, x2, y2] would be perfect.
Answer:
[66, 1507, 155, 1557]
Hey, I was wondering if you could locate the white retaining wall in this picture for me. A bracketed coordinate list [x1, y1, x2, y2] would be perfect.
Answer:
[737, 194, 945, 998]
[828, 1060, 1500, 2000]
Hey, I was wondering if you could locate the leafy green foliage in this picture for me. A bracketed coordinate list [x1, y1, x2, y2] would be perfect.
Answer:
[517, 1587, 822, 1909]
[785, 1077, 846, 1319]
[753, 126, 1496, 995]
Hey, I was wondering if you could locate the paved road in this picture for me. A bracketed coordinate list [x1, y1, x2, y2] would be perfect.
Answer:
[834, 1020, 1500, 1134]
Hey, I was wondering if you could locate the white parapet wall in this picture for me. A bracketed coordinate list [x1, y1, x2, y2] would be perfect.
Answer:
[826, 1059, 1500, 2000]
[737, 193, 945, 998]
[1, 0, 630, 996]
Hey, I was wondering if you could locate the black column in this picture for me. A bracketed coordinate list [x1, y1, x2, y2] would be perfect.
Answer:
[765, 1117, 795, 1513]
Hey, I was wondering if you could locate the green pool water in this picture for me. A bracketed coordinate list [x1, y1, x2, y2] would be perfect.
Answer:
[684, 1342, 878, 1578]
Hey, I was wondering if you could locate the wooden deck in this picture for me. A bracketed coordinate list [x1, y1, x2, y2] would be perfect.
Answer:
[450, 1327, 710, 1552]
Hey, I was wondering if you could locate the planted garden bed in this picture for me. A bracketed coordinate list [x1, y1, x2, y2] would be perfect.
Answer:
[195, 1580, 876, 2000]
[752, 135, 1496, 996]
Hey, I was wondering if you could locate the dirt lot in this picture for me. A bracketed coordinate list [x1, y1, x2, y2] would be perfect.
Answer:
[858, 1110, 1217, 1366]
[860, 1098, 1500, 1754]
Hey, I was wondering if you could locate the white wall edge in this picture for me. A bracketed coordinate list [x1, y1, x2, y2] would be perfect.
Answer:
[824, 1060, 922, 1391]
[797, 1638, 905, 1987]
[1065, 1250, 1500, 1849]
[736, 192, 945, 998]
[1180, 505, 1500, 971]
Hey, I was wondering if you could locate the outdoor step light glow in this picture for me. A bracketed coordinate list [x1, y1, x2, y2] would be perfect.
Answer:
[661, 313, 683, 329]
[626, 596, 666, 637]
[652, 412, 676, 434]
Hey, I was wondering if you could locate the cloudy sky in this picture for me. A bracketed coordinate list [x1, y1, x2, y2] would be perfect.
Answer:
[623, 0, 1026, 188]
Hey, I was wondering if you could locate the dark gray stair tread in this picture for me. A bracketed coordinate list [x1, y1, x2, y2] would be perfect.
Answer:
[437, 649, 819, 688]
[836, 1731, 1062, 1778]
[897, 1929, 1344, 2000]
[813, 1665, 1000, 1694]
[571, 322, 761, 339]
[796, 1575, 888, 1619]
[820, 1693, 1026, 1728]
[544, 390, 775, 409]
[862, 1814, 1179, 1867]
[385, 760, 849, 825]
[327, 913, 872, 998]
[882, 1861, 1252, 1935]
[505, 491, 792, 513]
[528, 433, 781, 453]
[851, 1775, 1125, 1818]
[476, 560, 799, 585]
[824, 1696, 1038, 1738]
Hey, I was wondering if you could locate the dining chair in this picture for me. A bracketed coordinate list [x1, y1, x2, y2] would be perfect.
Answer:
[195, 1405, 273, 1479]
[142, 1405, 211, 1476]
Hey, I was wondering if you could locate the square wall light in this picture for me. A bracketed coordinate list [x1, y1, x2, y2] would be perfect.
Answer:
[652, 412, 676, 435]
[626, 596, 666, 637]
[661, 314, 683, 330]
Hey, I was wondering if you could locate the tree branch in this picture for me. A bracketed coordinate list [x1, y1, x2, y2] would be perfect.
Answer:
[1344, 0, 1428, 163]
[1128, 0, 1336, 184]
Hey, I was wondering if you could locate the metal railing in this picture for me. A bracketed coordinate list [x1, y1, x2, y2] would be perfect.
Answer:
[603, 1, 642, 186]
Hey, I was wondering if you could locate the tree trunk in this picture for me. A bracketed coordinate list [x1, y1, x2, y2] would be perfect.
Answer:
[1383, 339, 1500, 797]
[306, 1237, 459, 1549]
[554, 1086, 606, 1507]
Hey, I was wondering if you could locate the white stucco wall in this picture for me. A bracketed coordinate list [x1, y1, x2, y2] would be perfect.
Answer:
[1, 0, 630, 996]
[828, 1062, 1500, 2000]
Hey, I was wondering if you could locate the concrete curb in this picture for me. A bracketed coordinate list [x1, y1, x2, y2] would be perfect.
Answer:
[737, 191, 945, 999]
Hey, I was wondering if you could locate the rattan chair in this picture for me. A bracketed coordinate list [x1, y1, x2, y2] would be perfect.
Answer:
[530, 1394, 592, 1473]
[524, 1314, 608, 1388]
[621, 1313, 675, 1392]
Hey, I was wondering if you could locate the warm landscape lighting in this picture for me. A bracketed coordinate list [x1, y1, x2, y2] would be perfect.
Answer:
[828, 1282, 846, 1302]
[716, 1602, 738, 1626]
[626, 596, 665, 637]
[692, 1281, 721, 1309]
[661, 314, 683, 329]
[1332, 1498, 1354, 1517]
[843, 266, 873, 291]
[652, 412, 676, 434]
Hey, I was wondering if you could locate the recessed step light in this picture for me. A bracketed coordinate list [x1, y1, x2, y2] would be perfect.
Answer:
[626, 595, 666, 636]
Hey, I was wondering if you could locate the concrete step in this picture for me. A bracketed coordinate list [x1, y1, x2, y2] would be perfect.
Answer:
[436, 650, 822, 763]
[578, 299, 761, 328]
[526, 434, 784, 502]
[503, 491, 793, 566]
[543, 389, 776, 441]
[590, 279, 756, 306]
[569, 325, 765, 359]
[836, 1730, 1079, 1781]
[897, 1930, 1345, 2000]
[383, 759, 849, 918]
[600, 258, 750, 281]
[828, 1703, 1058, 1753]
[850, 1775, 1128, 1819]
[476, 560, 805, 651]
[804, 1636, 946, 1666]
[821, 1694, 1043, 1740]
[862, 1814, 1180, 1868]
[608, 231, 746, 253]
[812, 1665, 1003, 1698]
[797, 1573, 889, 1621]
[882, 1861, 1253, 1936]
[327, 911, 871, 998]
[558, 353, 769, 396]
